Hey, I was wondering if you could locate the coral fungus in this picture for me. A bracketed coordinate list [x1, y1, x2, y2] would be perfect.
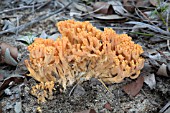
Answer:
[25, 20, 145, 91]
[31, 81, 54, 103]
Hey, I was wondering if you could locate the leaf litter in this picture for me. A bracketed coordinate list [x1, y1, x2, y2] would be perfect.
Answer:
[0, 0, 170, 112]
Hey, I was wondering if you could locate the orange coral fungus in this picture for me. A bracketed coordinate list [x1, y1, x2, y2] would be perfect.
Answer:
[25, 20, 145, 90]
[31, 81, 54, 103]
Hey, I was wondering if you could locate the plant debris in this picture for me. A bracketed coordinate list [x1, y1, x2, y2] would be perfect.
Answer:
[123, 75, 144, 97]
[0, 43, 18, 66]
[0, 0, 170, 112]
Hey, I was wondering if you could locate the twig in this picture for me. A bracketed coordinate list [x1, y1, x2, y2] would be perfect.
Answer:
[0, 4, 41, 14]
[156, 49, 170, 61]
[16, 16, 19, 36]
[136, 8, 155, 26]
[98, 79, 112, 95]
[68, 82, 79, 97]
[132, 0, 155, 26]
[0, 2, 73, 36]
[126, 21, 170, 36]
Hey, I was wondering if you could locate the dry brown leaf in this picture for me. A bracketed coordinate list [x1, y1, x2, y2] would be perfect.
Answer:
[123, 0, 150, 13]
[123, 0, 136, 13]
[0, 43, 18, 66]
[93, 2, 113, 14]
[74, 109, 96, 113]
[122, 75, 144, 97]
[0, 43, 18, 60]
[0, 74, 24, 97]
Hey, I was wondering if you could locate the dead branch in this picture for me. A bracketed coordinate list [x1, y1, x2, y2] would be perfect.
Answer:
[0, 4, 41, 14]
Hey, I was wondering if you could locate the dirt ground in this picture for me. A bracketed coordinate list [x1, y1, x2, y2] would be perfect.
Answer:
[0, 0, 170, 113]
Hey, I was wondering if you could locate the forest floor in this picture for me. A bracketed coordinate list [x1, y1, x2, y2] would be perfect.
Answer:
[0, 0, 170, 113]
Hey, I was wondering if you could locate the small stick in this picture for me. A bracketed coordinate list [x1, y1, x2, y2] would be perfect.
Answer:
[98, 79, 112, 95]
[156, 49, 170, 61]
[0, 2, 73, 35]
[68, 82, 79, 97]
[16, 16, 19, 36]
[0, 4, 41, 14]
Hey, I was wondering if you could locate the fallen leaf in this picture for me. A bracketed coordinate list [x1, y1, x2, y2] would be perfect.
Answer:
[108, 1, 127, 15]
[93, 14, 125, 20]
[74, 3, 93, 12]
[0, 43, 18, 66]
[93, 2, 113, 14]
[104, 102, 112, 111]
[144, 74, 156, 89]
[16, 35, 37, 45]
[0, 43, 18, 61]
[122, 75, 144, 96]
[0, 74, 24, 97]
[157, 63, 169, 77]
[4, 48, 18, 66]
[123, 0, 150, 13]
[74, 109, 96, 113]
[123, 0, 136, 13]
